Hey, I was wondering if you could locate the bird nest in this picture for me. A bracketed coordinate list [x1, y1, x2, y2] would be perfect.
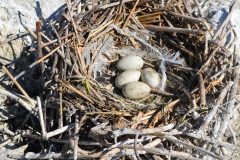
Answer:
[0, 0, 239, 159]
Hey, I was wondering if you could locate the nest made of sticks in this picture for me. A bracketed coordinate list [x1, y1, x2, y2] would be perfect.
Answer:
[0, 0, 239, 159]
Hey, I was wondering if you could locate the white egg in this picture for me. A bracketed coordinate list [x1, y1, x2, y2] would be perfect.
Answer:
[116, 55, 144, 71]
[141, 68, 160, 88]
[122, 81, 151, 99]
[115, 70, 141, 88]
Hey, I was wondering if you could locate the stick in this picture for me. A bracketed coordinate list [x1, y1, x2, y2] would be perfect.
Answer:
[134, 133, 141, 160]
[183, 0, 193, 15]
[167, 11, 204, 23]
[37, 96, 47, 139]
[164, 136, 223, 160]
[14, 46, 60, 80]
[59, 87, 63, 128]
[113, 124, 175, 138]
[118, 145, 200, 160]
[73, 114, 79, 160]
[198, 81, 234, 134]
[204, 32, 209, 57]
[131, 15, 144, 29]
[150, 89, 175, 98]
[0, 88, 35, 115]
[23, 133, 112, 146]
[144, 25, 204, 35]
[58, 79, 94, 104]
[181, 87, 198, 108]
[49, 23, 64, 78]
[0, 128, 14, 136]
[192, 0, 204, 17]
[65, 0, 80, 42]
[100, 0, 136, 10]
[20, 152, 101, 159]
[122, 0, 140, 29]
[2, 66, 35, 105]
[42, 33, 74, 47]
[199, 73, 206, 107]
[0, 133, 22, 148]
[217, 67, 240, 140]
[25, 27, 75, 71]
[0, 31, 29, 44]
[227, 124, 237, 145]
[197, 45, 220, 74]
[89, 20, 113, 39]
[46, 123, 74, 139]
[36, 21, 44, 74]
[163, 35, 198, 59]
[228, 29, 238, 49]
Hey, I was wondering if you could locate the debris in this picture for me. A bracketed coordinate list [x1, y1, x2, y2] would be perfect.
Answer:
[0, 0, 239, 159]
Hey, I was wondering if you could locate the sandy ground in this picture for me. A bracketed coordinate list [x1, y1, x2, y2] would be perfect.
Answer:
[0, 0, 64, 65]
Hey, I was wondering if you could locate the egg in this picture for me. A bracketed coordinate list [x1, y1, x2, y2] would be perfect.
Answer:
[115, 70, 141, 88]
[122, 81, 151, 99]
[116, 55, 144, 71]
[141, 68, 160, 88]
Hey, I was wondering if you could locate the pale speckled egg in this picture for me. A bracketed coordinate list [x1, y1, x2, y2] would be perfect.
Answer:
[115, 70, 141, 88]
[116, 55, 144, 71]
[122, 81, 151, 99]
[141, 68, 160, 88]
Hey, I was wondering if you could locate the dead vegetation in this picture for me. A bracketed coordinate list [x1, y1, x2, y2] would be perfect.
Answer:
[0, 0, 239, 159]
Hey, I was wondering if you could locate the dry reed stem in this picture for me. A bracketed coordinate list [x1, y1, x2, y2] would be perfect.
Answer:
[36, 21, 44, 74]
[199, 73, 206, 107]
[46, 123, 74, 139]
[37, 96, 47, 139]
[122, 0, 140, 29]
[14, 46, 60, 80]
[58, 79, 94, 104]
[144, 25, 204, 35]
[2, 66, 35, 106]
[0, 88, 35, 115]
[198, 81, 234, 135]
[167, 10, 204, 23]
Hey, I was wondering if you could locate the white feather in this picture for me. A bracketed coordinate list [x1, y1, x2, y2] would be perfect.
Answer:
[92, 36, 114, 79]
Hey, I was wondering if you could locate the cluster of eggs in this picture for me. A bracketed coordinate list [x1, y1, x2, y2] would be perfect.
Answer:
[115, 55, 160, 99]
